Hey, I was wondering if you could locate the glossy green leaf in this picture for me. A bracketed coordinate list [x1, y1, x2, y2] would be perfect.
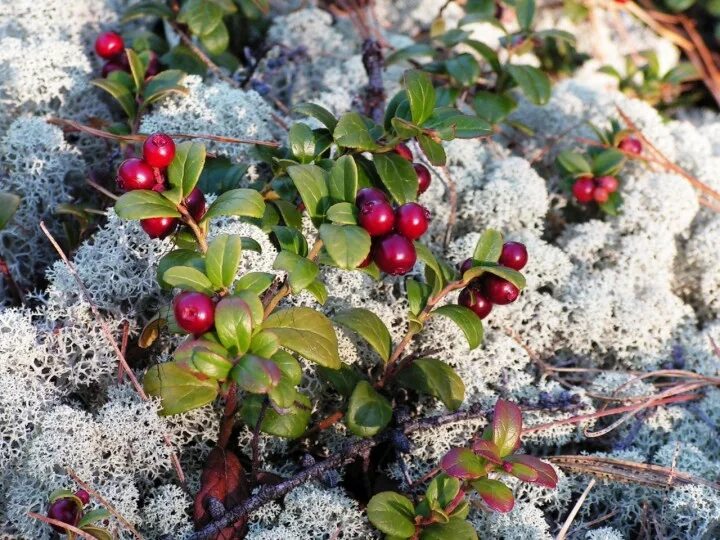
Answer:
[333, 112, 378, 151]
[81, 526, 113, 540]
[373, 153, 418, 204]
[143, 69, 188, 105]
[396, 358, 465, 410]
[326, 202, 358, 225]
[333, 308, 392, 362]
[293, 102, 338, 131]
[0, 192, 20, 230]
[505, 64, 551, 105]
[201, 188, 265, 222]
[214, 296, 253, 355]
[592, 148, 625, 177]
[319, 224, 371, 270]
[463, 263, 526, 290]
[163, 266, 214, 294]
[415, 242, 444, 296]
[472, 229, 503, 263]
[91, 78, 136, 119]
[425, 474, 461, 508]
[465, 39, 501, 73]
[317, 363, 362, 397]
[516, 0, 536, 29]
[201, 20, 229, 55]
[287, 164, 330, 224]
[241, 391, 311, 438]
[472, 478, 514, 512]
[432, 305, 483, 350]
[205, 234, 242, 289]
[472, 91, 517, 124]
[178, 0, 223, 35]
[165, 141, 207, 204]
[77, 509, 111, 528]
[190, 346, 233, 380]
[236, 271, 275, 294]
[417, 134, 446, 166]
[115, 190, 181, 220]
[126, 48, 145, 92]
[122, 1, 174, 21]
[273, 251, 318, 291]
[493, 399, 523, 456]
[446, 53, 480, 86]
[385, 43, 437, 65]
[289, 122, 316, 164]
[231, 354, 281, 393]
[404, 70, 436, 125]
[421, 518, 477, 540]
[328, 155, 359, 203]
[144, 362, 218, 415]
[272, 349, 302, 385]
[272, 226, 308, 256]
[366, 492, 416, 538]
[407, 278, 432, 315]
[440, 447, 485, 479]
[556, 150, 592, 177]
[346, 380, 392, 437]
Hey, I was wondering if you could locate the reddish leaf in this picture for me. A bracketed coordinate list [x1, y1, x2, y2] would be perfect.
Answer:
[492, 399, 523, 457]
[504, 461, 538, 483]
[505, 455, 558, 488]
[440, 447, 485, 479]
[194, 447, 249, 539]
[472, 478, 515, 513]
[472, 439, 502, 465]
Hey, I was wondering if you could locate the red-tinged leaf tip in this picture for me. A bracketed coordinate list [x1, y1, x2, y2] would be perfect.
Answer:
[440, 447, 485, 479]
[493, 399, 523, 457]
[472, 478, 515, 513]
[472, 439, 503, 465]
[506, 455, 558, 488]
[505, 461, 538, 483]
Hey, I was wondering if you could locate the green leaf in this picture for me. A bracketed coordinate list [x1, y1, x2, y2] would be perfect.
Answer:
[463, 263, 526, 289]
[201, 20, 229, 56]
[305, 279, 328, 305]
[214, 297, 253, 355]
[206, 234, 242, 289]
[0, 192, 20, 229]
[396, 358, 465, 410]
[273, 251, 318, 291]
[373, 153, 418, 204]
[493, 399, 523, 456]
[333, 112, 378, 151]
[157, 249, 205, 290]
[165, 141, 207, 204]
[472, 91, 517, 124]
[504, 454, 558, 487]
[421, 519, 476, 540]
[446, 53, 480, 86]
[465, 39, 501, 73]
[115, 190, 181, 220]
[423, 108, 492, 140]
[333, 308, 392, 362]
[144, 362, 218, 415]
[472, 229, 503, 263]
[272, 349, 302, 385]
[126, 48, 145, 93]
[319, 224, 371, 270]
[425, 474, 461, 508]
[404, 70, 436, 125]
[417, 134, 446, 166]
[189, 345, 233, 380]
[505, 64, 551, 105]
[385, 43, 437, 65]
[516, 0, 536, 30]
[592, 148, 625, 177]
[293, 102, 338, 131]
[81, 526, 113, 540]
[471, 478, 514, 512]
[231, 354, 280, 393]
[366, 492, 416, 538]
[432, 305, 483, 350]
[556, 149, 592, 177]
[598, 190, 622, 216]
[91, 78, 136, 119]
[163, 266, 215, 295]
[328, 155, 359, 203]
[201, 188, 265, 222]
[326, 202, 358, 225]
[262, 307, 341, 368]
[415, 243, 445, 296]
[122, 1, 174, 21]
[241, 392, 311, 438]
[142, 69, 188, 105]
[77, 509, 111, 528]
[346, 380, 392, 437]
[407, 278, 432, 316]
[235, 273, 274, 296]
[287, 164, 330, 225]
[289, 123, 316, 164]
[249, 331, 280, 358]
[178, 0, 223, 35]
[272, 226, 308, 256]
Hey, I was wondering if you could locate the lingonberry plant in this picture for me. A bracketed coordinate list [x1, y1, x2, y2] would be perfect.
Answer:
[45, 488, 111, 539]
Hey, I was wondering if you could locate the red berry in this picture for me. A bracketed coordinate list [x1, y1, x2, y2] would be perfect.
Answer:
[47, 498, 80, 533]
[459, 258, 473, 275]
[183, 187, 206, 222]
[394, 142, 413, 161]
[358, 200, 395, 237]
[117, 158, 155, 191]
[499, 241, 528, 271]
[373, 234, 417, 275]
[95, 32, 125, 59]
[395, 203, 430, 240]
[618, 136, 642, 155]
[596, 176, 619, 193]
[482, 274, 520, 305]
[414, 163, 431, 195]
[141, 217, 178, 239]
[458, 286, 493, 319]
[143, 133, 176, 168]
[75, 490, 90, 506]
[101, 60, 126, 77]
[572, 177, 595, 204]
[357, 252, 372, 268]
[355, 187, 387, 207]
[593, 187, 609, 203]
[173, 291, 215, 335]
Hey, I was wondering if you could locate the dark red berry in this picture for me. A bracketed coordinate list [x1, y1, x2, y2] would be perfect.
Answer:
[459, 258, 474, 275]
[357, 252, 372, 268]
[414, 163, 431, 195]
[373, 234, 417, 275]
[596, 176, 619, 193]
[117, 158, 155, 191]
[75, 490, 90, 506]
[183, 187, 207, 222]
[358, 200, 395, 237]
[143, 133, 176, 168]
[394, 142, 413, 161]
[355, 187, 388, 207]
[572, 177, 595, 203]
[395, 203, 430, 240]
[95, 32, 124, 59]
[499, 241, 528, 271]
[593, 187, 609, 203]
[482, 274, 520, 305]
[173, 291, 215, 335]
[459, 286, 493, 319]
[101, 60, 126, 77]
[618, 136, 642, 155]
[141, 217, 178, 239]
[47, 498, 80, 533]
[145, 51, 160, 77]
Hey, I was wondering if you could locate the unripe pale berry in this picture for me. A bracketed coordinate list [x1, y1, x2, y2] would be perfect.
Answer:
[572, 177, 595, 203]
[499, 241, 528, 271]
[394, 142, 413, 161]
[482, 274, 520, 305]
[95, 32, 124, 59]
[358, 200, 395, 237]
[355, 187, 387, 207]
[141, 217, 178, 239]
[458, 286, 493, 319]
[373, 234, 417, 275]
[143, 133, 176, 168]
[414, 163, 431, 195]
[173, 291, 215, 335]
[183, 187, 207, 222]
[596, 176, 619, 193]
[47, 498, 80, 533]
[394, 203, 430, 240]
[117, 158, 155, 191]
[618, 136, 642, 155]
[593, 187, 609, 203]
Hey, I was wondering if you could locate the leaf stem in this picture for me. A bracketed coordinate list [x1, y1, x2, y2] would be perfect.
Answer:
[177, 204, 208, 254]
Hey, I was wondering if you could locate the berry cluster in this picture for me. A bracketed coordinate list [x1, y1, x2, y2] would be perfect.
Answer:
[572, 175, 619, 204]
[457, 241, 527, 319]
[46, 490, 90, 534]
[394, 142, 432, 196]
[94, 31, 159, 78]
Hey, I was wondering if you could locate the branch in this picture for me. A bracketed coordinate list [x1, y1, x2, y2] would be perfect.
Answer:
[361, 38, 386, 124]
[27, 512, 98, 540]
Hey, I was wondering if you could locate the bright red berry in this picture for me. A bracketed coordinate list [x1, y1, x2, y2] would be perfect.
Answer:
[101, 60, 126, 77]
[358, 200, 395, 237]
[143, 133, 176, 168]
[355, 187, 387, 207]
[173, 291, 215, 335]
[395, 203, 430, 240]
[75, 490, 90, 506]
[95, 32, 125, 59]
[47, 498, 80, 533]
[183, 187, 207, 222]
[572, 177, 595, 203]
[596, 176, 619, 193]
[373, 234, 417, 275]
[414, 163, 431, 195]
[482, 274, 520, 305]
[618, 136, 642, 155]
[458, 286, 493, 319]
[459, 258, 474, 275]
[499, 241, 528, 271]
[593, 187, 609, 203]
[117, 158, 155, 191]
[394, 142, 413, 161]
[141, 217, 178, 239]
